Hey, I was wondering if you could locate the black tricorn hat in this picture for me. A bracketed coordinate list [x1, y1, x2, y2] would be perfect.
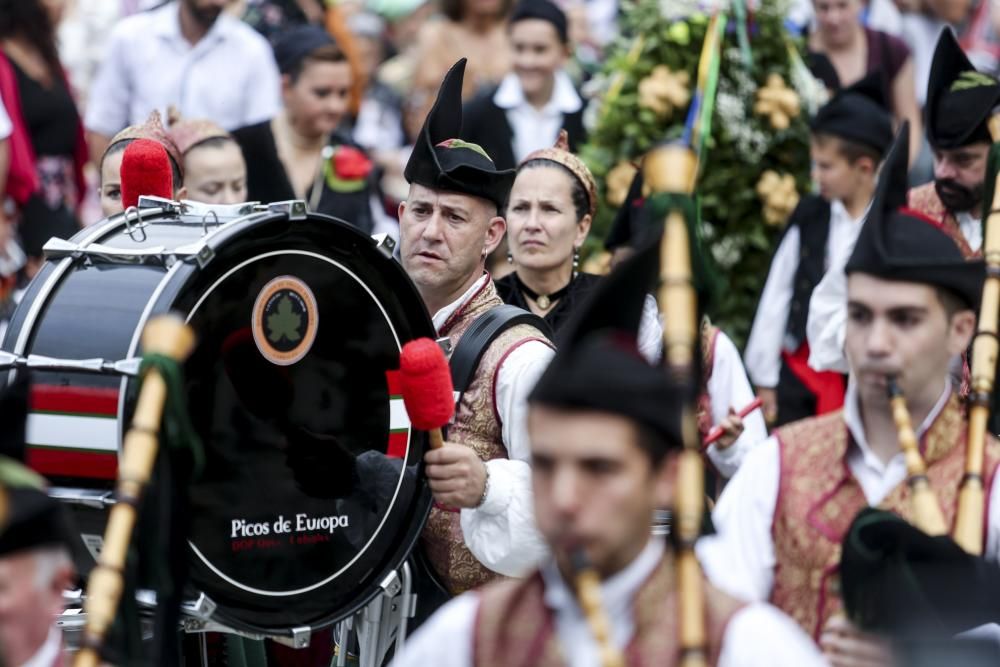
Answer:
[925, 28, 1000, 149]
[528, 235, 685, 451]
[810, 71, 893, 156]
[845, 122, 985, 308]
[403, 59, 515, 209]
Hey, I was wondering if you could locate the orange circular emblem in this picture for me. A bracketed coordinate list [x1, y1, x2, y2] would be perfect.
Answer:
[252, 275, 319, 366]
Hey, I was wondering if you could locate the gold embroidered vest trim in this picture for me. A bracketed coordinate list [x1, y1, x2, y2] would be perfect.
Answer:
[769, 393, 1000, 640]
[421, 277, 553, 595]
[472, 550, 745, 667]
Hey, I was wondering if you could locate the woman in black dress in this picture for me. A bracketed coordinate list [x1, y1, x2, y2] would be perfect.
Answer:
[495, 130, 601, 339]
[0, 0, 87, 277]
[232, 25, 378, 233]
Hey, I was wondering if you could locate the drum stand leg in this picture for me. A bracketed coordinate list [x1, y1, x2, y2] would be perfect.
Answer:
[344, 564, 415, 667]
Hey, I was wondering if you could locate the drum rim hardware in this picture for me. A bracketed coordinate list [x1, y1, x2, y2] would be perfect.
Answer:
[0, 350, 142, 376]
[43, 237, 216, 270]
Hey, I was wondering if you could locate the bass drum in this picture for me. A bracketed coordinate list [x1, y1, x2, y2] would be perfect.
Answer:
[2, 201, 435, 635]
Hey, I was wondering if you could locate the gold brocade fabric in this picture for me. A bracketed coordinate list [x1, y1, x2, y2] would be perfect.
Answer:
[420, 279, 552, 595]
[472, 551, 744, 667]
[769, 394, 1000, 640]
[906, 183, 978, 258]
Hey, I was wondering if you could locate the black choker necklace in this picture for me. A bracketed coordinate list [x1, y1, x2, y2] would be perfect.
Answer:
[514, 273, 574, 310]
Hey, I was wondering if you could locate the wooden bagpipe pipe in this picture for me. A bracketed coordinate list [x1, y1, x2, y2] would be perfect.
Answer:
[885, 117, 1000, 555]
[74, 315, 196, 667]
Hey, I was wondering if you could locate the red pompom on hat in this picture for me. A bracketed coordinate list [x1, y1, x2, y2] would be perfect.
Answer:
[120, 138, 173, 209]
[399, 338, 454, 431]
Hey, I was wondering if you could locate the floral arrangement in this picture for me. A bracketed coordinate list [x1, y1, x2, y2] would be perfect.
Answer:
[579, 0, 822, 345]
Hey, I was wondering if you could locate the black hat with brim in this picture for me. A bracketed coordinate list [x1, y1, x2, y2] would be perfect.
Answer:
[403, 59, 515, 209]
[925, 28, 1000, 149]
[845, 122, 985, 308]
[810, 71, 893, 156]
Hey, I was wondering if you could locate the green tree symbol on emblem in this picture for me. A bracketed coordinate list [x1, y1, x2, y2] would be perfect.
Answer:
[267, 295, 303, 343]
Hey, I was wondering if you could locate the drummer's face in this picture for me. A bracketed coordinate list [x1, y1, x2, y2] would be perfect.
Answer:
[399, 183, 505, 309]
[528, 406, 672, 580]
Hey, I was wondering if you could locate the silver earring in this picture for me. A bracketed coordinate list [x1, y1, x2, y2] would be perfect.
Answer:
[572, 247, 580, 273]
[507, 251, 513, 264]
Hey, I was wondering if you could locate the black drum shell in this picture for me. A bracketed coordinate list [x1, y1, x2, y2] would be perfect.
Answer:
[2, 208, 435, 634]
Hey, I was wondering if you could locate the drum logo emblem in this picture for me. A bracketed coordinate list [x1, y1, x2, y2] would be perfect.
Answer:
[252, 275, 318, 366]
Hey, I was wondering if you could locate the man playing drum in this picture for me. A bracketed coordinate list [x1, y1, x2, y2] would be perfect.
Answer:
[391, 235, 824, 667]
[397, 59, 554, 602]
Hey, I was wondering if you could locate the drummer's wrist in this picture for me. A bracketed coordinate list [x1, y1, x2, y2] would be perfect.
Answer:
[475, 461, 490, 508]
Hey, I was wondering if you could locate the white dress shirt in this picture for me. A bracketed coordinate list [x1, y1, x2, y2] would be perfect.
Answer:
[85, 1, 281, 135]
[697, 380, 1000, 604]
[493, 71, 583, 164]
[745, 198, 865, 387]
[460, 307, 765, 577]
[391, 538, 826, 667]
[431, 275, 555, 577]
[807, 209, 981, 373]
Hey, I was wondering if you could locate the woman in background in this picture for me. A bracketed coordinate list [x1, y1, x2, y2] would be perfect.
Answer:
[232, 25, 379, 233]
[0, 0, 88, 272]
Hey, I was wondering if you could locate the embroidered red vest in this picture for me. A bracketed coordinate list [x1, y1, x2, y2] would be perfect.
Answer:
[769, 394, 1000, 640]
[420, 278, 552, 595]
[906, 183, 978, 258]
[472, 550, 745, 667]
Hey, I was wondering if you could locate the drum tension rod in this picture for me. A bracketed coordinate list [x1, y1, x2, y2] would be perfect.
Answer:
[0, 351, 141, 377]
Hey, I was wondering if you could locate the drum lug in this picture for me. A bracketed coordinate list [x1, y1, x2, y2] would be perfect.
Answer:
[435, 338, 453, 357]
[371, 233, 396, 258]
[267, 200, 308, 221]
[379, 570, 402, 598]
[172, 242, 216, 269]
[289, 626, 312, 649]
[137, 195, 183, 213]
[268, 626, 312, 649]
[180, 592, 218, 621]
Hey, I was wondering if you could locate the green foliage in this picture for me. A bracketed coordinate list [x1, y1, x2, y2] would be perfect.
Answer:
[580, 0, 813, 347]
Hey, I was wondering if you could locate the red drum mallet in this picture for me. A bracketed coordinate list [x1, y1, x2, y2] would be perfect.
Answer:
[399, 338, 455, 449]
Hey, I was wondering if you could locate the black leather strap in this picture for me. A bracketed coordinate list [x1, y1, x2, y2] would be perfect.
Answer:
[448, 305, 552, 407]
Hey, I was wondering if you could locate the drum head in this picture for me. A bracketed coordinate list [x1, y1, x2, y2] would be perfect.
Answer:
[165, 214, 434, 632]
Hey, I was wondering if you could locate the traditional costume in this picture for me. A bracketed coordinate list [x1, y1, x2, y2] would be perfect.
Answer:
[745, 73, 892, 425]
[808, 28, 997, 373]
[392, 234, 825, 667]
[595, 169, 767, 474]
[699, 127, 1000, 643]
[402, 60, 556, 594]
[165, 110, 232, 157]
[99, 110, 185, 198]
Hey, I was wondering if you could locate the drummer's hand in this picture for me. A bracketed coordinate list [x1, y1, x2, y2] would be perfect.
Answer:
[715, 408, 744, 450]
[820, 615, 893, 667]
[424, 443, 488, 509]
